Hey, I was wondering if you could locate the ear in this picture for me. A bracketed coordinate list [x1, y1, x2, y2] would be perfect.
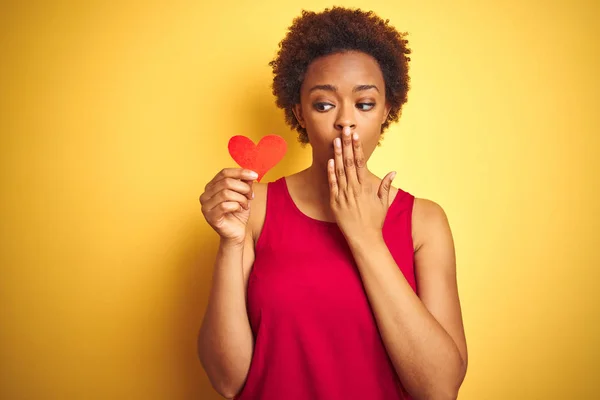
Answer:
[382, 101, 391, 124]
[292, 104, 306, 128]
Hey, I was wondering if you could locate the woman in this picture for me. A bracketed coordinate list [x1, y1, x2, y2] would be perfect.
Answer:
[198, 7, 468, 400]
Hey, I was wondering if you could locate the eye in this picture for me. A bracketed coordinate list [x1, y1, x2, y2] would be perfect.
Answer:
[357, 103, 375, 111]
[314, 102, 334, 112]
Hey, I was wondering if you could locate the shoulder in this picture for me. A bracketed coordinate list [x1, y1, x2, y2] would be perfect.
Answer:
[413, 197, 448, 220]
[411, 197, 453, 253]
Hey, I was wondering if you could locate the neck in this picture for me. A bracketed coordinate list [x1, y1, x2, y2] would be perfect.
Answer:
[304, 158, 332, 200]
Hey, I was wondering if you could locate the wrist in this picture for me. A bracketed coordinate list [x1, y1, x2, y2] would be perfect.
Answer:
[345, 229, 384, 249]
[220, 236, 246, 250]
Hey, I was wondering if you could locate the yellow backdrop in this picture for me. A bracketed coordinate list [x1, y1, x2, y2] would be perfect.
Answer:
[1, 0, 598, 399]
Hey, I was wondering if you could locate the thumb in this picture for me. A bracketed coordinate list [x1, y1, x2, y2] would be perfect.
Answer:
[378, 171, 396, 202]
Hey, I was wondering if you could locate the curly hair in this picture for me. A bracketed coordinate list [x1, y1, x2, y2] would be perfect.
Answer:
[269, 6, 412, 145]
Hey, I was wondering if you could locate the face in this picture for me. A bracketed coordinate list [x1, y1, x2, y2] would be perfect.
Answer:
[292, 51, 391, 165]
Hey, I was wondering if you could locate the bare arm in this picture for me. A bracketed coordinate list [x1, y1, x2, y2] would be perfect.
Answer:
[197, 168, 259, 399]
[347, 199, 468, 400]
[198, 233, 255, 398]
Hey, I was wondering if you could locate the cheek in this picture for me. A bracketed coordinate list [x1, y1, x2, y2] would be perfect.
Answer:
[361, 137, 379, 158]
[304, 117, 333, 142]
[305, 110, 331, 127]
[362, 145, 375, 160]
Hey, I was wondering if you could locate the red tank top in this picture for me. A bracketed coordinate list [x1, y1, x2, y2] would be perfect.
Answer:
[235, 176, 417, 399]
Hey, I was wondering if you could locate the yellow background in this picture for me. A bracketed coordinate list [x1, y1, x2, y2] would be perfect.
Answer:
[1, 0, 598, 398]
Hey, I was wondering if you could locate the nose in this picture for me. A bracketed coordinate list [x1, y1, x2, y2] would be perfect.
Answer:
[335, 122, 356, 133]
[334, 103, 356, 133]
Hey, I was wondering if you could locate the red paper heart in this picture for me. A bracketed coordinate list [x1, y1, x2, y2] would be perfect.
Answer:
[228, 134, 287, 182]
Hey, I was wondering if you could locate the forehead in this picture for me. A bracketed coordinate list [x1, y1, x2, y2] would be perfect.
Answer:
[303, 51, 385, 87]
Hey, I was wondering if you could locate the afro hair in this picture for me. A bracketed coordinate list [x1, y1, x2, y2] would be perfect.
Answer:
[269, 6, 412, 145]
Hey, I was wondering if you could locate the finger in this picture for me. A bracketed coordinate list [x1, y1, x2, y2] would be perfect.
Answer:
[240, 179, 255, 200]
[378, 171, 396, 202]
[352, 132, 367, 185]
[203, 189, 251, 212]
[204, 169, 256, 201]
[327, 158, 339, 199]
[333, 136, 347, 191]
[216, 168, 259, 183]
[205, 177, 253, 202]
[205, 201, 243, 220]
[341, 127, 358, 189]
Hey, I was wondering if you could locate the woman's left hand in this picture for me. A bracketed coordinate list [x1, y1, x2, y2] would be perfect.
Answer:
[328, 127, 396, 243]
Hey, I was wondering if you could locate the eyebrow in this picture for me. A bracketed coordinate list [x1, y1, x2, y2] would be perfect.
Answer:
[308, 84, 380, 93]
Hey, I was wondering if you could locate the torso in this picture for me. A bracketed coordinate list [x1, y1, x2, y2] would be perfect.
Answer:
[238, 173, 419, 400]
[248, 173, 424, 253]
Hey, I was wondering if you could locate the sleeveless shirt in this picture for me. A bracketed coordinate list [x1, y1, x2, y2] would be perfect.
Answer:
[235, 176, 417, 400]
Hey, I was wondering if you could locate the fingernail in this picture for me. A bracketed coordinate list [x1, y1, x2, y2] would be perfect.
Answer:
[252, 191, 255, 199]
[249, 171, 258, 179]
[391, 172, 397, 181]
[335, 138, 341, 147]
[344, 127, 351, 135]
[353, 133, 359, 140]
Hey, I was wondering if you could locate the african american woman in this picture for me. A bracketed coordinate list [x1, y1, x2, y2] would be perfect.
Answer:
[198, 7, 468, 400]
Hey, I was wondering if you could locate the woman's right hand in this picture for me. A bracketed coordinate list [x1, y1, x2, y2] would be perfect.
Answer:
[199, 168, 258, 245]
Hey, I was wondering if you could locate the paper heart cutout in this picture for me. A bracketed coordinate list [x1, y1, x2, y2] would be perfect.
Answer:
[228, 134, 287, 182]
